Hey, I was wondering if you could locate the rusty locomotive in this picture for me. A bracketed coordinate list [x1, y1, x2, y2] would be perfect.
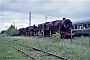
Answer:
[19, 18, 73, 38]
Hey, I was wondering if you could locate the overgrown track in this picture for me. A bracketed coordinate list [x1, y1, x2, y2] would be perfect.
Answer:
[2, 40, 68, 60]
[1, 40, 37, 60]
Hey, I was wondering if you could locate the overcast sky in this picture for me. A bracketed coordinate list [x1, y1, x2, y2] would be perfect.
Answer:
[0, 0, 90, 31]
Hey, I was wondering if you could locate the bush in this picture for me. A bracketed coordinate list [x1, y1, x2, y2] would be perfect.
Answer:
[0, 30, 6, 34]
[6, 25, 19, 36]
[52, 32, 61, 41]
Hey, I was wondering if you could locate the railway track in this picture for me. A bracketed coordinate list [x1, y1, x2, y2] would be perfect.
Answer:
[2, 40, 68, 60]
[1, 40, 37, 60]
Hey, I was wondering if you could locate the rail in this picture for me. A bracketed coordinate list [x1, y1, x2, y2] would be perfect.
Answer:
[1, 41, 37, 60]
[3, 40, 68, 60]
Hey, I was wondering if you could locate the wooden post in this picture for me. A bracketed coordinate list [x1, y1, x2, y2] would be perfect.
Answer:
[50, 31, 51, 38]
[89, 28, 90, 46]
[59, 26, 61, 38]
[30, 31, 31, 36]
[33, 32, 35, 36]
[71, 30, 72, 43]
[43, 31, 44, 37]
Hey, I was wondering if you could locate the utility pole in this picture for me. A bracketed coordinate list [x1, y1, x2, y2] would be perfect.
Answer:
[0, 19, 1, 32]
[45, 16, 48, 22]
[22, 25, 24, 28]
[13, 22, 15, 27]
[29, 12, 31, 26]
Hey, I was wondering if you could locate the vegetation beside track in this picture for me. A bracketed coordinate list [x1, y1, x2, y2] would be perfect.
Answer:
[0, 37, 31, 60]
[0, 35, 90, 60]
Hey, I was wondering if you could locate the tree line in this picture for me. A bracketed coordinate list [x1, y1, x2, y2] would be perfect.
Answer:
[0, 25, 19, 36]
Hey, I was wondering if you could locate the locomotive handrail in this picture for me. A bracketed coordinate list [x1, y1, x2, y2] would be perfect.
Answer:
[72, 29, 89, 30]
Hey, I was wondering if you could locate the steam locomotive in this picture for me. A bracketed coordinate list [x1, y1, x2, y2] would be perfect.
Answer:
[19, 18, 73, 38]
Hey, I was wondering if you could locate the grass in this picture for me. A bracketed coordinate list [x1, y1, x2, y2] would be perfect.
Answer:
[0, 36, 31, 60]
[0, 35, 90, 60]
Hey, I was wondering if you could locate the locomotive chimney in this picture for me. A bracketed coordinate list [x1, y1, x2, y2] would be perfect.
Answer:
[62, 17, 66, 20]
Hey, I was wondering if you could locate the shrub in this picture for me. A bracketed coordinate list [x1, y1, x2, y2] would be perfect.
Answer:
[52, 32, 61, 41]
[6, 25, 19, 36]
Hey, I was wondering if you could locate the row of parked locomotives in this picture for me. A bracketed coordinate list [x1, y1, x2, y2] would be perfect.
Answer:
[72, 19, 90, 36]
[19, 18, 73, 38]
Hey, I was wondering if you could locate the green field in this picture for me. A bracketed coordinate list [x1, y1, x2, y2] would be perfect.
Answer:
[0, 36, 31, 60]
[0, 35, 90, 60]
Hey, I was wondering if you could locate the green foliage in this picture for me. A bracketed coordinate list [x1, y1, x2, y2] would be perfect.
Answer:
[52, 32, 61, 38]
[52, 32, 61, 41]
[6, 25, 19, 36]
[0, 30, 6, 34]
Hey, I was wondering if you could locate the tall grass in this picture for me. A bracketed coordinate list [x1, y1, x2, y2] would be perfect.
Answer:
[0, 36, 31, 60]
[0, 35, 90, 60]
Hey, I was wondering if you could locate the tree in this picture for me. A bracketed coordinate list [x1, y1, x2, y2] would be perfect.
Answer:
[6, 25, 19, 36]
[0, 30, 6, 34]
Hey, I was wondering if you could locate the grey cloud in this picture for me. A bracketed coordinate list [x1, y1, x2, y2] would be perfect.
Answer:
[0, 0, 90, 31]
[0, 0, 90, 20]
